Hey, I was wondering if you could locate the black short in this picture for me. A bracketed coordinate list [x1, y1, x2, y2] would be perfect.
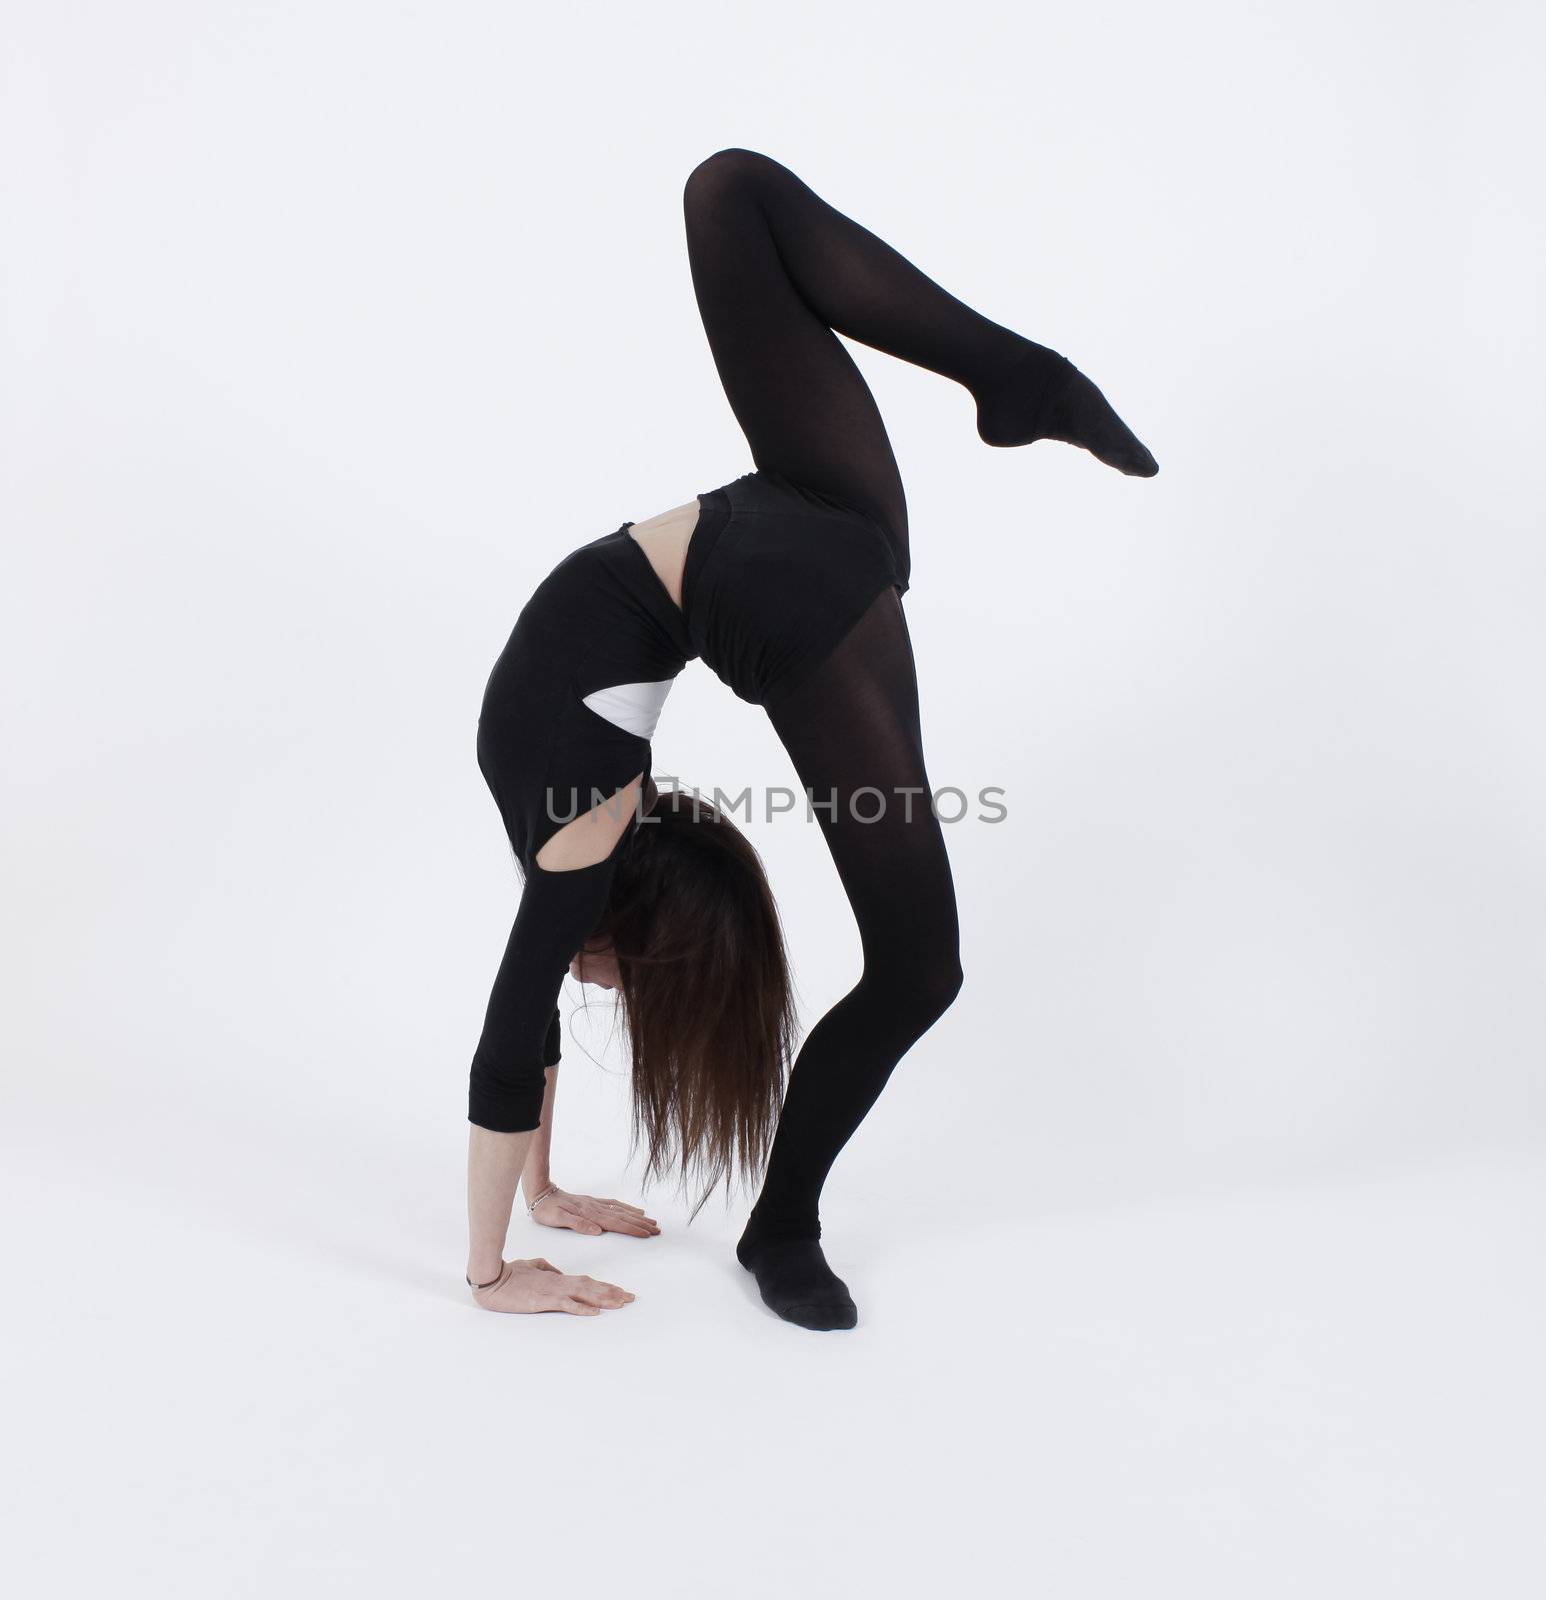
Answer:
[683, 469, 905, 710]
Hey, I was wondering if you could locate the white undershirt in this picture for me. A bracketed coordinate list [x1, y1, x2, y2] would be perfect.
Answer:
[581, 679, 676, 741]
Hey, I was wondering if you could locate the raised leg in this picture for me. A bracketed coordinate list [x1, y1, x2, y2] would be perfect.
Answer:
[683, 150, 1157, 582]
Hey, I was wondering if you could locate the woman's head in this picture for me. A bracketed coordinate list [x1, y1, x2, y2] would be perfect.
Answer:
[578, 785, 796, 1214]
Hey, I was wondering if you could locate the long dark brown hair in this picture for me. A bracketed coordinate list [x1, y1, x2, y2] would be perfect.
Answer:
[589, 784, 796, 1217]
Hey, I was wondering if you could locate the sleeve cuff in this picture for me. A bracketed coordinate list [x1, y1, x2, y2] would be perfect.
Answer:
[468, 1053, 546, 1133]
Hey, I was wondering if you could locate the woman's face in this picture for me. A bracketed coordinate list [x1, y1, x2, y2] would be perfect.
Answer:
[569, 937, 621, 990]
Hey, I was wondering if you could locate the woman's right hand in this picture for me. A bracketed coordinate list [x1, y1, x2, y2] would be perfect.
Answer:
[470, 1257, 635, 1316]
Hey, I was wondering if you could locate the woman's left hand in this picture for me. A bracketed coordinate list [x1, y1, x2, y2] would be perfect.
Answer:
[530, 1186, 661, 1238]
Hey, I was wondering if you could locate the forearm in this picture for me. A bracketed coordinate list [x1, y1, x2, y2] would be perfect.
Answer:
[520, 1064, 559, 1201]
[466, 859, 613, 1283]
[467, 1124, 538, 1283]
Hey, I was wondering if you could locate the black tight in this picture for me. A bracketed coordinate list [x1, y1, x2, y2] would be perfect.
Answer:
[682, 150, 1153, 1326]
[757, 587, 964, 1243]
[681, 149, 1023, 1288]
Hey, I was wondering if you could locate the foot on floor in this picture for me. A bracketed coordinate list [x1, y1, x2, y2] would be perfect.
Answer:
[736, 1228, 858, 1331]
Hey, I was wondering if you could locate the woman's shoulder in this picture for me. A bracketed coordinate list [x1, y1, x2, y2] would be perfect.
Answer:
[525, 523, 629, 598]
[552, 520, 631, 571]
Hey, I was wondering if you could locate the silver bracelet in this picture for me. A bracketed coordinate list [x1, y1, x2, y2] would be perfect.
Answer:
[526, 1182, 559, 1216]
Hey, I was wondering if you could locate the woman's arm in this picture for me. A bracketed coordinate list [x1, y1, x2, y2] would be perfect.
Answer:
[465, 861, 621, 1311]
[468, 779, 645, 1132]
[465, 776, 652, 1313]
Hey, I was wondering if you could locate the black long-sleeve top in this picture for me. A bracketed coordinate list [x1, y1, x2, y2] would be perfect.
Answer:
[468, 469, 898, 1131]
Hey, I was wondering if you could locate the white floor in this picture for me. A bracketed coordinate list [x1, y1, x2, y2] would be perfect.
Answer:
[7, 1, 1545, 1592]
[7, 1081, 1542, 1597]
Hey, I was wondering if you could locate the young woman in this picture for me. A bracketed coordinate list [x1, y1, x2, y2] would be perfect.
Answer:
[465, 148, 1157, 1330]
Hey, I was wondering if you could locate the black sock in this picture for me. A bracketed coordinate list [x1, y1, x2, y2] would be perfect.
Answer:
[975, 342, 1159, 476]
[737, 1223, 859, 1331]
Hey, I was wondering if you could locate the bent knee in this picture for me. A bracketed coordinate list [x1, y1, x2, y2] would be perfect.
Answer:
[927, 957, 966, 1017]
[683, 147, 782, 212]
[895, 954, 964, 1032]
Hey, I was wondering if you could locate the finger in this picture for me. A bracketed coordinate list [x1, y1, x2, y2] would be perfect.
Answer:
[573, 1275, 635, 1302]
[588, 1207, 655, 1231]
[596, 1203, 658, 1227]
[601, 1201, 649, 1216]
[604, 1217, 658, 1238]
[555, 1209, 605, 1236]
[560, 1299, 601, 1316]
[572, 1280, 633, 1305]
[566, 1278, 634, 1306]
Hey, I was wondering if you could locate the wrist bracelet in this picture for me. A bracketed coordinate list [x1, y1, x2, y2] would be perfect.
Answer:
[467, 1263, 505, 1291]
[526, 1182, 559, 1215]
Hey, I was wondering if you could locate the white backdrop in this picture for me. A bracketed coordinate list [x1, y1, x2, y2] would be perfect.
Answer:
[4, 2, 1543, 1594]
